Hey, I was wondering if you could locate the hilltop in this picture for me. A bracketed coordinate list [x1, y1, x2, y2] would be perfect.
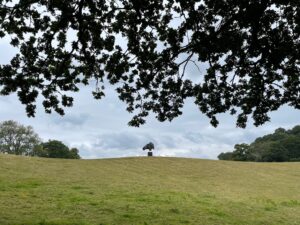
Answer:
[1, 155, 300, 225]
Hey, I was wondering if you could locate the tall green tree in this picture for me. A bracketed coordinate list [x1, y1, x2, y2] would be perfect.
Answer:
[0, 1, 299, 127]
[0, 120, 41, 155]
[42, 140, 80, 159]
[231, 144, 253, 161]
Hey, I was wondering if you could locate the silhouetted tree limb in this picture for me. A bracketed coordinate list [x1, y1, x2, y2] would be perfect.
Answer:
[0, 0, 299, 127]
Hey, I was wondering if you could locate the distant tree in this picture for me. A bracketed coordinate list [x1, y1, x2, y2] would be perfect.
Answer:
[290, 126, 300, 135]
[231, 144, 252, 161]
[42, 140, 69, 158]
[275, 128, 286, 134]
[219, 144, 253, 161]
[69, 148, 81, 159]
[249, 141, 274, 162]
[42, 140, 80, 159]
[30, 144, 48, 157]
[280, 137, 300, 161]
[260, 143, 288, 162]
[218, 152, 233, 161]
[0, 1, 299, 128]
[220, 125, 300, 162]
[0, 120, 40, 155]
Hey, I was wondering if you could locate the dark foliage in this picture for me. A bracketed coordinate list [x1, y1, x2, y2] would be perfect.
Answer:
[0, 1, 299, 127]
[218, 125, 300, 162]
[217, 152, 233, 161]
[39, 140, 81, 159]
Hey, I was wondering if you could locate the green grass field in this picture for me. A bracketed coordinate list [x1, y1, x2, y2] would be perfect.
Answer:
[1, 154, 300, 225]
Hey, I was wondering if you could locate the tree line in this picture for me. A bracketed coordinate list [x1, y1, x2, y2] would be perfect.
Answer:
[0, 120, 80, 159]
[218, 125, 300, 162]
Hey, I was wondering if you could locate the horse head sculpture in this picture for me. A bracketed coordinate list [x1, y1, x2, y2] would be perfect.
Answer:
[143, 142, 154, 151]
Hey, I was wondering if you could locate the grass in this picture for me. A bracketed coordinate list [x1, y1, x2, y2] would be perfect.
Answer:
[1, 155, 300, 225]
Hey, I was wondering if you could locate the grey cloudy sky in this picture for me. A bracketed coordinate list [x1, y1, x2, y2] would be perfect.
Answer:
[1, 34, 300, 159]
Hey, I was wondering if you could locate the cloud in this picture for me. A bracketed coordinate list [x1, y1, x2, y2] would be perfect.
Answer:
[50, 113, 90, 128]
[93, 132, 148, 150]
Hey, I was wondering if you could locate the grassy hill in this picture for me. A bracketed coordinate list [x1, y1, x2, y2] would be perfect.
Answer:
[1, 155, 300, 225]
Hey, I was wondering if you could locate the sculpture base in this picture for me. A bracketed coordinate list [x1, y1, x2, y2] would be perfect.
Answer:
[148, 152, 153, 157]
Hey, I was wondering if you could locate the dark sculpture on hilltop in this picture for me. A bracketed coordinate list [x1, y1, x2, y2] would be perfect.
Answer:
[143, 142, 154, 157]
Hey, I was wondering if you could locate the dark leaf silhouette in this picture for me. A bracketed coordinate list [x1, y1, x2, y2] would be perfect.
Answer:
[0, 0, 299, 127]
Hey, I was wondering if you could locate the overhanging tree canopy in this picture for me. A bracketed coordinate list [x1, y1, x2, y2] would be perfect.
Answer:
[0, 0, 299, 127]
